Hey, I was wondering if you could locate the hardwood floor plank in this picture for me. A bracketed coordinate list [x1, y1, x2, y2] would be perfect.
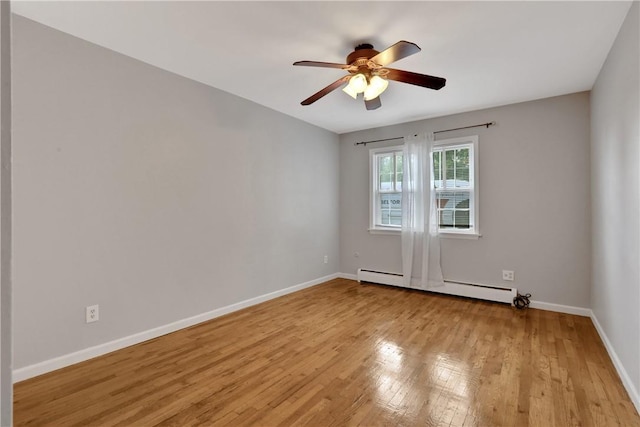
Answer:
[14, 279, 640, 426]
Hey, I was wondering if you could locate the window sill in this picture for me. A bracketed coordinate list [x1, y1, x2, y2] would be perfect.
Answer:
[368, 228, 481, 239]
[439, 232, 482, 240]
[368, 228, 401, 235]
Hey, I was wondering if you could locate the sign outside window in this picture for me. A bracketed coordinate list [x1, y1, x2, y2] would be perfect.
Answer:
[380, 193, 402, 226]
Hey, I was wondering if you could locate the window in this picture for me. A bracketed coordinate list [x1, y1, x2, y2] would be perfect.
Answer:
[370, 146, 403, 231]
[369, 136, 479, 236]
[433, 136, 478, 235]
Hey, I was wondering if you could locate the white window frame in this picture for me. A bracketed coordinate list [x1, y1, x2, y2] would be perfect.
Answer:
[368, 136, 480, 238]
[433, 135, 480, 238]
[369, 145, 404, 234]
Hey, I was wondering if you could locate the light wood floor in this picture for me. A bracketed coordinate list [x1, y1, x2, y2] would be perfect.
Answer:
[14, 278, 640, 426]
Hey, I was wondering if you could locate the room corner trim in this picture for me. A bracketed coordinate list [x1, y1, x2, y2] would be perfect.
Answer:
[337, 272, 358, 281]
[12, 273, 340, 383]
[590, 311, 640, 414]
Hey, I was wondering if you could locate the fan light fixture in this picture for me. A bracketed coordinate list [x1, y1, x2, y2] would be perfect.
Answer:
[342, 83, 358, 99]
[349, 73, 368, 92]
[364, 75, 389, 101]
[342, 73, 367, 99]
[342, 73, 389, 100]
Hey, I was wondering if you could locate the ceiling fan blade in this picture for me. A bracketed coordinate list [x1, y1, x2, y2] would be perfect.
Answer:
[384, 68, 446, 90]
[370, 41, 421, 66]
[293, 60, 351, 70]
[365, 97, 382, 110]
[301, 75, 350, 105]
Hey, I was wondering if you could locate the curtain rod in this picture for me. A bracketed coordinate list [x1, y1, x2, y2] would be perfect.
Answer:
[353, 121, 496, 146]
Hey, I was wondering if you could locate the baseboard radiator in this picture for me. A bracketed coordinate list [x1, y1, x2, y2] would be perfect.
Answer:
[356, 268, 517, 305]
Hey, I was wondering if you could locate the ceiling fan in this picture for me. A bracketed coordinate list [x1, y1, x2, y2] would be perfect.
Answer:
[293, 40, 446, 110]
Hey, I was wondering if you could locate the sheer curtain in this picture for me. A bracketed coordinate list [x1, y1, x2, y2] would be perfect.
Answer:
[401, 132, 444, 289]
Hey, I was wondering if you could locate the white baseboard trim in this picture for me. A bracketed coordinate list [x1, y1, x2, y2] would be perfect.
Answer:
[590, 311, 640, 414]
[13, 273, 339, 383]
[337, 272, 357, 281]
[528, 300, 591, 317]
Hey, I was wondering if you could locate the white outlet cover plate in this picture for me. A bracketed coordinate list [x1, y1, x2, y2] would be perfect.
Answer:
[86, 305, 99, 323]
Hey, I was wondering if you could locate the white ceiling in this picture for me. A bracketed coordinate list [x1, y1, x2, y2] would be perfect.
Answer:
[12, 1, 632, 134]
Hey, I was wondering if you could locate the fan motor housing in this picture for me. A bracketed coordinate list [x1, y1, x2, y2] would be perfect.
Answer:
[346, 44, 379, 65]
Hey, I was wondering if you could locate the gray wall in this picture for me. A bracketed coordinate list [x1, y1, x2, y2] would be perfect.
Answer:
[340, 92, 591, 308]
[591, 1, 640, 400]
[12, 16, 340, 369]
[0, 2, 11, 425]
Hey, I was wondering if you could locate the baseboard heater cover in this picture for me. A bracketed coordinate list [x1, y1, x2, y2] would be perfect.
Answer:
[357, 268, 517, 305]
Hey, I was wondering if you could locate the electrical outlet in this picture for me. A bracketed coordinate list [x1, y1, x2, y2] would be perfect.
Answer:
[86, 305, 99, 323]
[324, 255, 328, 264]
[502, 270, 515, 281]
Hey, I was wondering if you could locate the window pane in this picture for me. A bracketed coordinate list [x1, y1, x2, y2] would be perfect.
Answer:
[395, 154, 403, 172]
[380, 173, 393, 191]
[380, 193, 402, 226]
[378, 155, 393, 191]
[454, 148, 470, 187]
[454, 191, 470, 209]
[389, 209, 402, 226]
[436, 191, 456, 209]
[379, 154, 393, 173]
[439, 210, 470, 229]
[445, 149, 455, 188]
[433, 151, 442, 188]
[439, 209, 454, 228]
[454, 210, 470, 228]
